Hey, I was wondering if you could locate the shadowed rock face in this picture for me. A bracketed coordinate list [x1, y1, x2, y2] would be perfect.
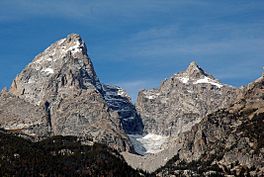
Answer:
[156, 75, 264, 176]
[103, 84, 144, 135]
[5, 34, 133, 151]
[136, 62, 239, 137]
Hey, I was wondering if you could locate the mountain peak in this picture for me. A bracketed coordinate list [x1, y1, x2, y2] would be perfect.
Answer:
[67, 33, 82, 40]
[189, 61, 199, 68]
[181, 61, 216, 81]
[60, 33, 87, 56]
[10, 34, 101, 105]
[185, 61, 206, 77]
[65, 34, 85, 48]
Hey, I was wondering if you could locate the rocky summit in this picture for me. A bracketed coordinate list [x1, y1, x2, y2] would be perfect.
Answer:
[10, 33, 102, 105]
[136, 61, 239, 137]
[2, 34, 143, 151]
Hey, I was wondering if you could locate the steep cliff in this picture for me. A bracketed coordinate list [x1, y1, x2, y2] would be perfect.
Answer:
[103, 84, 143, 134]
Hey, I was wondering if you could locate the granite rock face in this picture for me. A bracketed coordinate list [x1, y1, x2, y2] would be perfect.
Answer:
[156, 75, 264, 176]
[6, 34, 132, 151]
[0, 89, 50, 139]
[136, 62, 238, 136]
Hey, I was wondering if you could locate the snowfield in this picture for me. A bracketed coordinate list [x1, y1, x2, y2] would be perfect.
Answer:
[193, 76, 223, 88]
[128, 134, 169, 155]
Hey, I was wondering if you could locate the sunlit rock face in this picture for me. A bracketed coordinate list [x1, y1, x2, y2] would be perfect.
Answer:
[10, 34, 102, 106]
[136, 62, 239, 137]
[156, 75, 264, 177]
[7, 34, 132, 151]
[0, 89, 50, 139]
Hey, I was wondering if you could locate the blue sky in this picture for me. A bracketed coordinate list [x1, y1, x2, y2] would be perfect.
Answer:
[0, 0, 263, 100]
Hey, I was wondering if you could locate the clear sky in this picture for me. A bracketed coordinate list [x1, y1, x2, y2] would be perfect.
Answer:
[0, 0, 263, 100]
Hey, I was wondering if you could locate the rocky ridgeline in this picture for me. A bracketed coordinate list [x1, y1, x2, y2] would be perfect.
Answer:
[0, 34, 142, 151]
[136, 61, 239, 137]
[156, 75, 264, 176]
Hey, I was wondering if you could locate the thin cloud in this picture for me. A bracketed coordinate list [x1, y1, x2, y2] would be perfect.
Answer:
[0, 0, 94, 21]
[0, 0, 221, 22]
[215, 61, 263, 80]
[102, 22, 264, 61]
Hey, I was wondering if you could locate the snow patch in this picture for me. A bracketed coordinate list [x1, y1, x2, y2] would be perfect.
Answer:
[128, 134, 169, 155]
[178, 76, 189, 84]
[144, 91, 160, 100]
[193, 76, 223, 88]
[57, 38, 66, 45]
[117, 88, 130, 98]
[146, 95, 156, 99]
[47, 57, 52, 61]
[42, 68, 54, 75]
[103, 85, 131, 100]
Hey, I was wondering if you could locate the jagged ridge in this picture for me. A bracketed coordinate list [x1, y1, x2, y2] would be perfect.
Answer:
[155, 75, 264, 176]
